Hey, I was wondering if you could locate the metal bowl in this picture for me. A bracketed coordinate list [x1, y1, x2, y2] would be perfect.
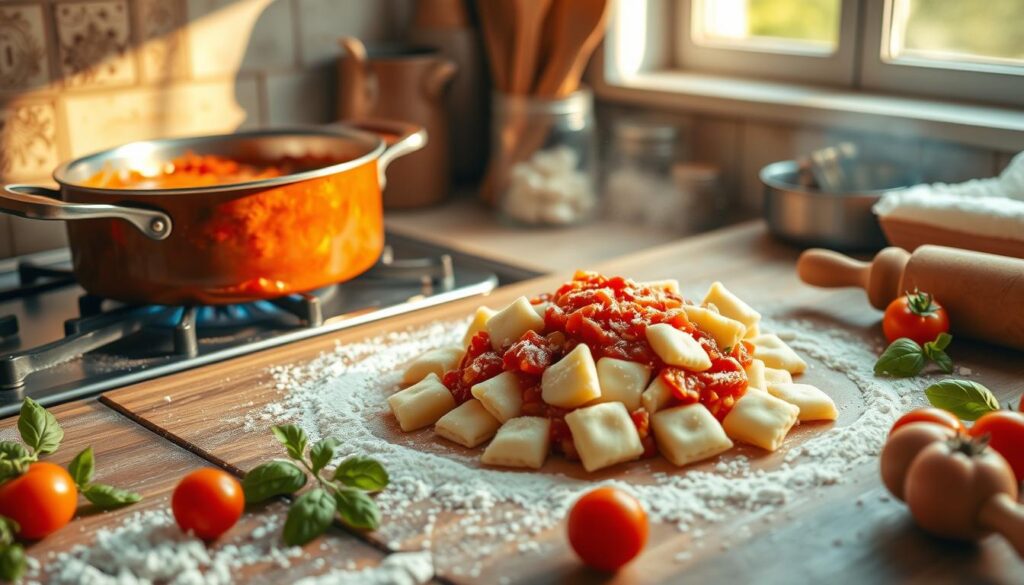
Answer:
[760, 159, 918, 251]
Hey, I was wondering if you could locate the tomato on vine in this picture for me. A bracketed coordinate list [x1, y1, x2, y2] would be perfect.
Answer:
[882, 290, 950, 346]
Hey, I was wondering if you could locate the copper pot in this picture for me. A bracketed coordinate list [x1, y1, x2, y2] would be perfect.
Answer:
[0, 121, 426, 305]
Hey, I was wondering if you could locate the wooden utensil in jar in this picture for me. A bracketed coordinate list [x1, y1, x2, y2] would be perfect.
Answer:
[797, 245, 1024, 350]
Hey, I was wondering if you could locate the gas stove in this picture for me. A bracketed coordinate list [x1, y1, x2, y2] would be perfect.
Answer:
[0, 233, 538, 417]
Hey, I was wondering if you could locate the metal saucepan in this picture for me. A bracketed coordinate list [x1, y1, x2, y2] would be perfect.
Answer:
[761, 159, 918, 251]
[0, 121, 426, 305]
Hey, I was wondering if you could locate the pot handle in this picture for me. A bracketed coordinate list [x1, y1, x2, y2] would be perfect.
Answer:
[345, 120, 428, 188]
[0, 184, 173, 240]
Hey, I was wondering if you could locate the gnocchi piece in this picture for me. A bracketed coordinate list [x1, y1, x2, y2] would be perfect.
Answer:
[767, 383, 837, 422]
[564, 402, 645, 472]
[702, 282, 761, 332]
[388, 373, 456, 432]
[641, 375, 674, 414]
[645, 324, 712, 371]
[486, 296, 545, 349]
[541, 344, 602, 408]
[638, 279, 680, 294]
[593, 357, 652, 411]
[652, 404, 734, 467]
[434, 399, 501, 448]
[462, 306, 497, 347]
[764, 367, 793, 385]
[722, 389, 799, 451]
[681, 305, 747, 351]
[401, 346, 463, 385]
[745, 358, 767, 391]
[532, 301, 550, 320]
[744, 323, 760, 339]
[750, 334, 807, 374]
[471, 371, 523, 423]
[481, 416, 552, 469]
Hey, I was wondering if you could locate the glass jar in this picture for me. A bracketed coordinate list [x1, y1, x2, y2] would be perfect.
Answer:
[605, 119, 682, 226]
[491, 88, 597, 226]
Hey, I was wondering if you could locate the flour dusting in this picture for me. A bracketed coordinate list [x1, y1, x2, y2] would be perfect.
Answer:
[242, 314, 926, 574]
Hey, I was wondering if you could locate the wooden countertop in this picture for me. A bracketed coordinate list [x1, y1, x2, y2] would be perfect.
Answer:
[9, 222, 1024, 584]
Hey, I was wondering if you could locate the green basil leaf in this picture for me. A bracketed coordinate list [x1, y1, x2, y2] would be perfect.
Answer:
[927, 332, 952, 351]
[333, 487, 381, 531]
[333, 456, 389, 492]
[68, 447, 95, 488]
[271, 425, 308, 461]
[82, 483, 142, 509]
[0, 442, 29, 462]
[309, 438, 341, 476]
[926, 347, 954, 374]
[0, 543, 25, 582]
[874, 338, 925, 377]
[242, 460, 307, 503]
[925, 379, 1000, 421]
[0, 517, 19, 546]
[0, 460, 26, 485]
[18, 397, 63, 455]
[283, 488, 335, 547]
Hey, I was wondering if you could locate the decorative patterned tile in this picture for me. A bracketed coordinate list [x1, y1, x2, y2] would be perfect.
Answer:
[185, 0, 294, 79]
[54, 0, 136, 88]
[264, 65, 333, 126]
[0, 3, 50, 92]
[0, 99, 59, 179]
[134, 0, 188, 82]
[61, 78, 260, 157]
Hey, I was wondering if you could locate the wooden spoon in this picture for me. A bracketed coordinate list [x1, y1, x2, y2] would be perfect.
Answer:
[510, 0, 553, 95]
[535, 0, 609, 97]
[477, 0, 513, 92]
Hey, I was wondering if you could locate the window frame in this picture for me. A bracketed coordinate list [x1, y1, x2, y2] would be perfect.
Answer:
[674, 0, 861, 86]
[858, 0, 1024, 107]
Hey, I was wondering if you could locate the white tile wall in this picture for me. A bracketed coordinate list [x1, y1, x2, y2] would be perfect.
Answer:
[264, 65, 333, 126]
[295, 0, 412, 66]
[186, 0, 296, 79]
[62, 78, 261, 156]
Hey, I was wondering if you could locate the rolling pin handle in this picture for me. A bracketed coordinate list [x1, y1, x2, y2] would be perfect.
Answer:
[797, 247, 910, 311]
[979, 492, 1024, 558]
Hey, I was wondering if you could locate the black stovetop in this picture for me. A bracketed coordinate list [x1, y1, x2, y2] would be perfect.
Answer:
[0, 233, 539, 417]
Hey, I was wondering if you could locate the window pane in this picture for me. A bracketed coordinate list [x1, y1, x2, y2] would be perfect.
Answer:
[693, 0, 841, 54]
[888, 0, 1024, 68]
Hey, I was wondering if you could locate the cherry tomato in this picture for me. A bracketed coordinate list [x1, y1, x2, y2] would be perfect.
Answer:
[0, 462, 78, 540]
[968, 411, 1024, 483]
[890, 407, 965, 436]
[171, 468, 244, 540]
[567, 487, 648, 572]
[882, 290, 950, 346]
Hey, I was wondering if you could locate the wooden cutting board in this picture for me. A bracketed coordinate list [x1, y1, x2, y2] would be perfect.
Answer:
[5, 401, 387, 583]
[100, 223, 1024, 584]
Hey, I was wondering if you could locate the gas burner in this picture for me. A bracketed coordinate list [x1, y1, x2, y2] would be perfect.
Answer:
[0, 233, 527, 410]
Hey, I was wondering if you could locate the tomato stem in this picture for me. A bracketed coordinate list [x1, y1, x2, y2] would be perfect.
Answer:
[905, 289, 937, 317]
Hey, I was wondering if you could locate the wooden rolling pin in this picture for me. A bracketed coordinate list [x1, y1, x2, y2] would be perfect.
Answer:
[798, 245, 1024, 351]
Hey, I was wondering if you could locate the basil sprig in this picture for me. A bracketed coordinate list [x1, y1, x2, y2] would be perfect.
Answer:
[244, 425, 389, 546]
[0, 399, 142, 579]
[925, 379, 1000, 421]
[874, 333, 954, 377]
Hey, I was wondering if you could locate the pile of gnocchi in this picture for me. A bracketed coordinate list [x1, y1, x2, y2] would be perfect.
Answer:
[387, 273, 837, 473]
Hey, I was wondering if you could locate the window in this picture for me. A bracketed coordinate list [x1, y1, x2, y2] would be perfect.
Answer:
[692, 0, 841, 55]
[608, 0, 1024, 107]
